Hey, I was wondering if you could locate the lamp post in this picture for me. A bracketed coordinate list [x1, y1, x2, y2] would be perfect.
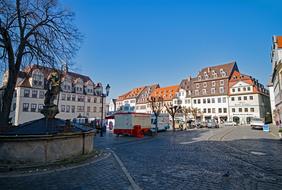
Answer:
[95, 83, 110, 137]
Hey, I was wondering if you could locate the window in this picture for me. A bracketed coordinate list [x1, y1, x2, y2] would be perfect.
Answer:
[39, 91, 45, 99]
[231, 97, 235, 101]
[211, 88, 215, 94]
[220, 80, 224, 86]
[218, 108, 222, 113]
[66, 105, 70, 113]
[208, 108, 211, 113]
[198, 99, 201, 104]
[67, 94, 71, 101]
[203, 108, 206, 113]
[207, 98, 210, 103]
[202, 89, 206, 95]
[87, 106, 90, 113]
[205, 74, 209, 79]
[247, 87, 251, 91]
[93, 107, 97, 112]
[38, 104, 43, 112]
[244, 96, 247, 100]
[24, 89, 30, 97]
[239, 108, 242, 112]
[232, 108, 235, 112]
[212, 98, 215, 103]
[243, 87, 246, 91]
[77, 106, 84, 112]
[238, 97, 242, 101]
[32, 90, 38, 98]
[249, 96, 253, 100]
[31, 103, 37, 112]
[244, 108, 248, 112]
[78, 95, 84, 102]
[195, 90, 199, 95]
[71, 106, 75, 113]
[203, 99, 206, 104]
[198, 76, 201, 80]
[238, 88, 241, 92]
[196, 84, 199, 88]
[212, 108, 216, 113]
[32, 70, 43, 86]
[212, 81, 216, 86]
[194, 99, 197, 104]
[72, 95, 76, 101]
[232, 88, 235, 92]
[87, 97, 91, 103]
[23, 103, 29, 112]
[219, 87, 224, 94]
[223, 108, 227, 113]
[218, 97, 221, 103]
[203, 82, 207, 87]
[61, 94, 66, 100]
[223, 97, 226, 103]
[61, 105, 65, 112]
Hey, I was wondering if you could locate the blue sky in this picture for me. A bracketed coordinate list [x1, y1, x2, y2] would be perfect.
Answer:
[62, 0, 282, 99]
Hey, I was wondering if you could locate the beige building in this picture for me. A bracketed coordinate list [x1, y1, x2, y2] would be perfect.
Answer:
[2, 65, 106, 126]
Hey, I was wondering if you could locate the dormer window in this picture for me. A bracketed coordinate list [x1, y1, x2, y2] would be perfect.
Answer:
[198, 76, 202, 81]
[205, 74, 209, 80]
[32, 69, 44, 87]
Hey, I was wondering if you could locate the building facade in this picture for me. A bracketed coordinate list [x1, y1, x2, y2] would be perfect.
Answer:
[271, 36, 282, 124]
[229, 71, 270, 124]
[2, 65, 106, 126]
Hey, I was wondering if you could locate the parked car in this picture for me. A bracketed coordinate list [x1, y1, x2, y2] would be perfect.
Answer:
[250, 118, 264, 129]
[207, 119, 219, 128]
[191, 120, 201, 128]
[200, 121, 208, 128]
[224, 121, 237, 127]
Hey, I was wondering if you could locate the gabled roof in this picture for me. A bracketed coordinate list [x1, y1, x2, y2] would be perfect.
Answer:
[197, 61, 238, 79]
[17, 65, 95, 88]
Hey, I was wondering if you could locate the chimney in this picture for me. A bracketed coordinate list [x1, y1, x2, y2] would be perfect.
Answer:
[208, 67, 210, 73]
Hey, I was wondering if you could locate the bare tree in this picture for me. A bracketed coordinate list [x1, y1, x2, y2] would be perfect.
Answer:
[191, 107, 201, 120]
[165, 104, 182, 132]
[0, 0, 81, 127]
[181, 107, 192, 129]
[148, 96, 163, 134]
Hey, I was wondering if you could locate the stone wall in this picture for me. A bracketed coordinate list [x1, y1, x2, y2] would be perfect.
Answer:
[0, 131, 94, 163]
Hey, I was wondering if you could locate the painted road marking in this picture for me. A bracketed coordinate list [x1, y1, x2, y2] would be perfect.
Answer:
[250, 151, 266, 156]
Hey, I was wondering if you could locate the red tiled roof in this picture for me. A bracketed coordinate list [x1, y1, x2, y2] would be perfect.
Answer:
[150, 85, 179, 101]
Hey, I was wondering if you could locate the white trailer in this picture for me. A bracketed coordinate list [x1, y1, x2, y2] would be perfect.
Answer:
[113, 112, 151, 137]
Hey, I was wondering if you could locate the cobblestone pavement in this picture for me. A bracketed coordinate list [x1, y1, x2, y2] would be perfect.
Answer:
[1, 126, 282, 190]
[0, 153, 131, 190]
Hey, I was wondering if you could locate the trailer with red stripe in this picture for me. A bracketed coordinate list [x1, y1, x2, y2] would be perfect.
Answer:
[113, 112, 151, 138]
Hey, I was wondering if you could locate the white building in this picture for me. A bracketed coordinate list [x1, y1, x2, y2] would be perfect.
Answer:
[270, 35, 282, 124]
[175, 62, 270, 124]
[229, 72, 270, 124]
[3, 65, 107, 126]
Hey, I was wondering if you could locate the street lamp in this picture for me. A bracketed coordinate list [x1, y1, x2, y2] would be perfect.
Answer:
[95, 83, 110, 137]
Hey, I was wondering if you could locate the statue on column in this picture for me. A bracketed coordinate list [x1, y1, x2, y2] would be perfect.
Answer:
[41, 70, 61, 119]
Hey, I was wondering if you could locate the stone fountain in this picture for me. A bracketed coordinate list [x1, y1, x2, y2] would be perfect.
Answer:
[0, 70, 95, 164]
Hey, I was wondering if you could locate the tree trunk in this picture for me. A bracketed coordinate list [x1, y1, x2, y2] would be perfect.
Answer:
[0, 68, 18, 128]
[172, 115, 175, 132]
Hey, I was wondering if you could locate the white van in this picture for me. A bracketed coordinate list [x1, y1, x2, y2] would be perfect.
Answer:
[151, 114, 170, 132]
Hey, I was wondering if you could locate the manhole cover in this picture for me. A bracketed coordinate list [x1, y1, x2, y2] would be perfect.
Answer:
[250, 151, 266, 156]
